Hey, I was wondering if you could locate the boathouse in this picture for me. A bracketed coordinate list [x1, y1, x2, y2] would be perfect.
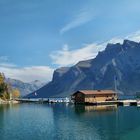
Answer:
[72, 90, 117, 104]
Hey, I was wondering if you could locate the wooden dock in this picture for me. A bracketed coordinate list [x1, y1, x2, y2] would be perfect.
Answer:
[117, 100, 137, 106]
[17, 99, 140, 106]
[78, 100, 140, 106]
[95, 100, 139, 106]
[16, 98, 70, 103]
[16, 98, 49, 103]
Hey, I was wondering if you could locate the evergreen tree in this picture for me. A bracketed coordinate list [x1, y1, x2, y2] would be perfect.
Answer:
[0, 73, 10, 100]
[0, 72, 20, 100]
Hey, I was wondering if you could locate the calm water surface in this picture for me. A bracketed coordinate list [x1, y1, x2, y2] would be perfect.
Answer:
[0, 103, 140, 140]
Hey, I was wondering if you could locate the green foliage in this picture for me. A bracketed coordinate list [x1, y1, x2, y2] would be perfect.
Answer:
[0, 73, 10, 100]
[0, 72, 21, 100]
[1, 92, 10, 100]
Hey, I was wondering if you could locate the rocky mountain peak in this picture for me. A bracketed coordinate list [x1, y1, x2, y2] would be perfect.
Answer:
[26, 40, 140, 98]
[122, 39, 139, 49]
[5, 78, 45, 97]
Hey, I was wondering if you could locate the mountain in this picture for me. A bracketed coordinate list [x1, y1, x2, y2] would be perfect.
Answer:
[6, 78, 45, 97]
[26, 40, 140, 98]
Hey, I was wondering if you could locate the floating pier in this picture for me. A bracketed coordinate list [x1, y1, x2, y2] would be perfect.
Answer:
[76, 100, 140, 107]
[17, 98, 70, 103]
[101, 100, 140, 106]
[117, 100, 137, 106]
[16, 98, 140, 107]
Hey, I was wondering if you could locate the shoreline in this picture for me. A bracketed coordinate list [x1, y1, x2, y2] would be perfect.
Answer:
[0, 99, 19, 104]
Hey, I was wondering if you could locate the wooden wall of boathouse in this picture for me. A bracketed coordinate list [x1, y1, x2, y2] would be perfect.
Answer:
[72, 90, 117, 104]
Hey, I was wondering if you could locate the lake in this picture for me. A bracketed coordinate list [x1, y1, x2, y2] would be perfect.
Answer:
[0, 103, 140, 140]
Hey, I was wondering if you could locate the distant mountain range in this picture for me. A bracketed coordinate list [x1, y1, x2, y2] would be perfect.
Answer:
[26, 40, 140, 98]
[6, 78, 45, 97]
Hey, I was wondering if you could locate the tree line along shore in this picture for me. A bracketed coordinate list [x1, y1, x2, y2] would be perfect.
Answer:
[0, 73, 20, 104]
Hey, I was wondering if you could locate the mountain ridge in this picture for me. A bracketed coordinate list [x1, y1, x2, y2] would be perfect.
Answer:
[26, 39, 140, 98]
[6, 78, 45, 97]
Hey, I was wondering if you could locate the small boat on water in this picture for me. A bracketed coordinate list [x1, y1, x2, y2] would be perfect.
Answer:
[137, 100, 140, 107]
[123, 101, 130, 106]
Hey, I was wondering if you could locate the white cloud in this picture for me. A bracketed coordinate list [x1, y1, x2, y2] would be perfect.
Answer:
[126, 30, 140, 42]
[51, 30, 140, 67]
[0, 56, 17, 68]
[0, 56, 9, 62]
[107, 37, 124, 44]
[0, 55, 54, 82]
[0, 64, 54, 83]
[107, 30, 140, 44]
[1, 30, 140, 82]
[60, 9, 94, 34]
[0, 63, 17, 68]
[50, 43, 105, 67]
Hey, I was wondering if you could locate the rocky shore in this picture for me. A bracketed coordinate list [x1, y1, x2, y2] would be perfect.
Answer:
[0, 99, 19, 104]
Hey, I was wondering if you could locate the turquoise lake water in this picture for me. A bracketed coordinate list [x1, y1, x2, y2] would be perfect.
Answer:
[0, 103, 140, 140]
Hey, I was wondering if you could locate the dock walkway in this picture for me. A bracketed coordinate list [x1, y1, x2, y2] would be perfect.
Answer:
[17, 99, 140, 106]
[87, 100, 138, 106]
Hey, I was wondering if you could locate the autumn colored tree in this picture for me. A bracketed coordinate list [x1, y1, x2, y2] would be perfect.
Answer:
[0, 73, 20, 100]
[12, 89, 20, 99]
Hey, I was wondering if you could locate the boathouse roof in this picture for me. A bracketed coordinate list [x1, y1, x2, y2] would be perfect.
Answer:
[73, 90, 116, 95]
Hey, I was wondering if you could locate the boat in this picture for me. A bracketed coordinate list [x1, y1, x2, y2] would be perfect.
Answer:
[137, 100, 140, 107]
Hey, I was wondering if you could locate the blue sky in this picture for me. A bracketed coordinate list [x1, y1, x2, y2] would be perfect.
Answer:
[1, 0, 140, 82]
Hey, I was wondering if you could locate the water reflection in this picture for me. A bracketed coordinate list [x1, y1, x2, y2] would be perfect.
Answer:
[0, 104, 140, 140]
[0, 105, 4, 128]
[0, 104, 55, 140]
[74, 105, 117, 114]
[52, 104, 101, 140]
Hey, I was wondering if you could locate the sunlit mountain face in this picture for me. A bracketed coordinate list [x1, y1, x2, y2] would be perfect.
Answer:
[26, 40, 140, 98]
